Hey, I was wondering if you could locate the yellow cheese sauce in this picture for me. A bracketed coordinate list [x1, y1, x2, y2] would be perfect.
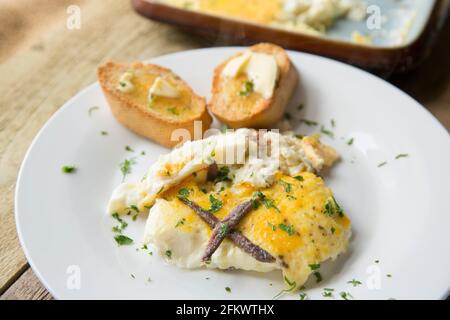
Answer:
[159, 171, 351, 286]
[112, 66, 199, 120]
[198, 0, 281, 24]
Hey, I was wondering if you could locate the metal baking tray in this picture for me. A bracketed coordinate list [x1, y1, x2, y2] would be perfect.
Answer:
[132, 0, 448, 72]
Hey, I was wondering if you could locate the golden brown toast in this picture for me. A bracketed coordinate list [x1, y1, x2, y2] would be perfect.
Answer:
[97, 62, 212, 147]
[209, 43, 298, 128]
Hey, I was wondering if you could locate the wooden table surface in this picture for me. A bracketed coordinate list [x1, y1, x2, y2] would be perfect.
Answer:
[0, 0, 449, 300]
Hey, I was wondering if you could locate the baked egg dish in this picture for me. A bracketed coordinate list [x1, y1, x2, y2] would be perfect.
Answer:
[160, 0, 366, 36]
[108, 129, 351, 289]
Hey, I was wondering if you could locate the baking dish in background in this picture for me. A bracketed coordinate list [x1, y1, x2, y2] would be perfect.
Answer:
[131, 0, 449, 72]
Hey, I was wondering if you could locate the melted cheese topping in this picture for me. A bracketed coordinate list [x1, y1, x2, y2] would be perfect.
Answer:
[144, 171, 351, 288]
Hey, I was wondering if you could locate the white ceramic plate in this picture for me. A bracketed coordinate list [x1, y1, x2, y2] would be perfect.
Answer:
[15, 47, 450, 300]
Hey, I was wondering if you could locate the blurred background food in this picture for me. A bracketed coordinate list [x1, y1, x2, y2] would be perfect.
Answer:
[0, 0, 449, 300]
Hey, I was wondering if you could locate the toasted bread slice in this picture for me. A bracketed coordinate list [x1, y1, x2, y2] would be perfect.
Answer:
[97, 62, 212, 148]
[209, 43, 298, 128]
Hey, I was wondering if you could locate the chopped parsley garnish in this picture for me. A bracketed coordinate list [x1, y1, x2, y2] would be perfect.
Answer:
[294, 175, 304, 181]
[348, 279, 362, 287]
[101, 131, 108, 135]
[322, 288, 334, 298]
[300, 119, 318, 126]
[395, 153, 409, 159]
[215, 166, 231, 183]
[112, 212, 128, 233]
[299, 292, 308, 300]
[375, 260, 380, 263]
[331, 119, 336, 127]
[308, 263, 321, 271]
[280, 180, 292, 193]
[125, 145, 134, 152]
[297, 103, 304, 111]
[208, 194, 223, 213]
[130, 205, 139, 213]
[165, 250, 172, 259]
[313, 272, 322, 283]
[225, 287, 231, 293]
[377, 161, 387, 167]
[347, 137, 354, 145]
[239, 80, 254, 96]
[267, 222, 277, 231]
[278, 223, 295, 236]
[331, 226, 336, 234]
[141, 151, 146, 156]
[167, 107, 179, 115]
[273, 276, 297, 300]
[175, 218, 186, 228]
[320, 126, 334, 138]
[156, 186, 164, 194]
[119, 158, 136, 181]
[387, 274, 392, 278]
[340, 291, 353, 300]
[262, 198, 280, 212]
[61, 165, 76, 174]
[219, 223, 229, 237]
[114, 234, 133, 246]
[178, 187, 192, 199]
[88, 106, 99, 116]
[284, 113, 292, 120]
[323, 196, 344, 217]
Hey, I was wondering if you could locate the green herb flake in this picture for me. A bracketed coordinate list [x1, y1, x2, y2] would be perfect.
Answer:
[268, 222, 277, 231]
[178, 187, 192, 199]
[262, 198, 280, 212]
[119, 158, 136, 181]
[101, 131, 108, 135]
[114, 234, 133, 246]
[331, 119, 336, 127]
[215, 166, 231, 183]
[167, 107, 179, 115]
[322, 196, 344, 217]
[340, 291, 353, 300]
[348, 279, 362, 287]
[299, 292, 308, 300]
[301, 119, 318, 126]
[175, 218, 186, 228]
[225, 287, 231, 293]
[387, 274, 392, 278]
[273, 276, 297, 300]
[347, 137, 354, 145]
[377, 161, 387, 168]
[278, 223, 295, 236]
[313, 272, 322, 283]
[239, 80, 254, 96]
[331, 226, 336, 234]
[284, 113, 292, 120]
[297, 103, 304, 111]
[322, 288, 334, 298]
[208, 194, 223, 213]
[165, 250, 172, 259]
[280, 180, 292, 193]
[125, 145, 134, 152]
[320, 125, 334, 138]
[308, 263, 321, 271]
[219, 223, 229, 237]
[294, 175, 304, 181]
[88, 106, 99, 116]
[61, 165, 76, 174]
[395, 153, 409, 160]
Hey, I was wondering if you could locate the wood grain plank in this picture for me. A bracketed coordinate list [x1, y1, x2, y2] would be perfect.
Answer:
[0, 267, 53, 300]
[0, 0, 208, 294]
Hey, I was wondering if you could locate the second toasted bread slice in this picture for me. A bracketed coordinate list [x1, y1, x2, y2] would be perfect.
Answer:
[97, 62, 212, 148]
[209, 43, 298, 128]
